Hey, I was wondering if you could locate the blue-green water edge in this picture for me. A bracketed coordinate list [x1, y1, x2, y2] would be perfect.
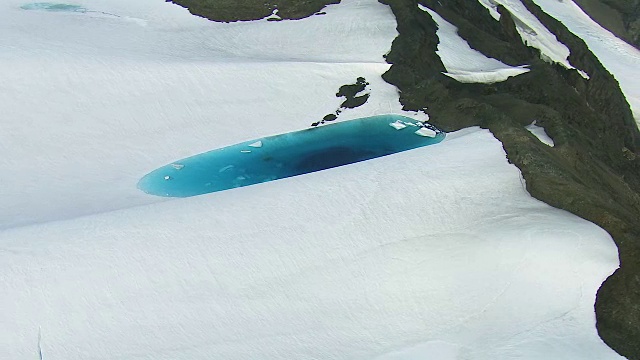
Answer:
[138, 115, 445, 197]
[21, 3, 87, 12]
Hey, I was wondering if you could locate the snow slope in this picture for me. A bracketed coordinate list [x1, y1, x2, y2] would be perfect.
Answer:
[0, 0, 623, 359]
[0, 0, 401, 229]
[419, 4, 530, 83]
[531, 0, 640, 128]
[0, 128, 621, 360]
[477, 0, 589, 79]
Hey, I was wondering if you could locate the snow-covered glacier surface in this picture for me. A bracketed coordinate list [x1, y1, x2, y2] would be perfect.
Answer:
[0, 0, 623, 359]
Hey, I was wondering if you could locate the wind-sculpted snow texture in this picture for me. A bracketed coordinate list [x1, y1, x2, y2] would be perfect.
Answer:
[0, 0, 625, 359]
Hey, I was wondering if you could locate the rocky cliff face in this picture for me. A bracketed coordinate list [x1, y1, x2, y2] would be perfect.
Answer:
[164, 0, 640, 357]
[573, 0, 640, 49]
[165, 0, 338, 21]
[381, 1, 640, 357]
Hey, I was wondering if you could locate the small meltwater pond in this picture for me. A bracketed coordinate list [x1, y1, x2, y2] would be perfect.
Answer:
[21, 3, 87, 12]
[138, 115, 446, 197]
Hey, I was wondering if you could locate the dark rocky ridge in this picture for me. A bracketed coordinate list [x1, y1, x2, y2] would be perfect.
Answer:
[164, 0, 339, 21]
[572, 0, 640, 49]
[164, 0, 640, 357]
[382, 1, 640, 357]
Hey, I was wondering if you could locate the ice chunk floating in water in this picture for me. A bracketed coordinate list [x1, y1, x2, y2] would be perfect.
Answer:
[21, 3, 87, 12]
[138, 115, 445, 197]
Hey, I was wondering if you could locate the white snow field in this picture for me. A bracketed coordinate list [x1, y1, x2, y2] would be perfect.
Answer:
[0, 0, 624, 359]
[531, 0, 640, 128]
[0, 0, 401, 229]
[419, 4, 530, 84]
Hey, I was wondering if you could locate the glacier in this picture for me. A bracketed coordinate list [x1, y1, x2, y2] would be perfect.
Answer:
[0, 0, 626, 359]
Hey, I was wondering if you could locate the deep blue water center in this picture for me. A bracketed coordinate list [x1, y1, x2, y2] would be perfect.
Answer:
[20, 3, 87, 12]
[138, 115, 445, 197]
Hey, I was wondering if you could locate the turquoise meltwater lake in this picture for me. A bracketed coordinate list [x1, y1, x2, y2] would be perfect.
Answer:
[138, 115, 445, 197]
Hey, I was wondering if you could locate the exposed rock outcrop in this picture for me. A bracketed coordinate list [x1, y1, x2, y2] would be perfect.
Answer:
[165, 0, 339, 21]
[313, 78, 371, 126]
[572, 0, 640, 49]
[380, 0, 640, 357]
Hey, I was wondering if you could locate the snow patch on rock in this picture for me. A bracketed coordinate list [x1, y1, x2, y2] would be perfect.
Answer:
[525, 120, 555, 147]
[420, 4, 530, 83]
[477, 0, 590, 79]
[532, 0, 640, 128]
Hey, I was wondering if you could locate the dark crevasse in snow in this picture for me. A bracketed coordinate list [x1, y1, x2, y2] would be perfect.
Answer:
[138, 115, 445, 197]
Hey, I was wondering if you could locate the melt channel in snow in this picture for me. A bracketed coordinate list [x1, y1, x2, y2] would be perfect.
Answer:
[419, 4, 530, 83]
[0, 0, 623, 359]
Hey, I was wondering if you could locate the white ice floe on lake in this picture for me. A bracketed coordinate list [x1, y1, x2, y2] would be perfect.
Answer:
[389, 120, 407, 130]
[526, 120, 555, 147]
[248, 140, 263, 148]
[414, 127, 437, 137]
[477, 0, 590, 79]
[532, 0, 640, 128]
[419, 4, 531, 83]
[0, 0, 623, 359]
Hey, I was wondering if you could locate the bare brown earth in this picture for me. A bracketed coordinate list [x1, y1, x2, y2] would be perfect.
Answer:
[165, 0, 640, 358]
